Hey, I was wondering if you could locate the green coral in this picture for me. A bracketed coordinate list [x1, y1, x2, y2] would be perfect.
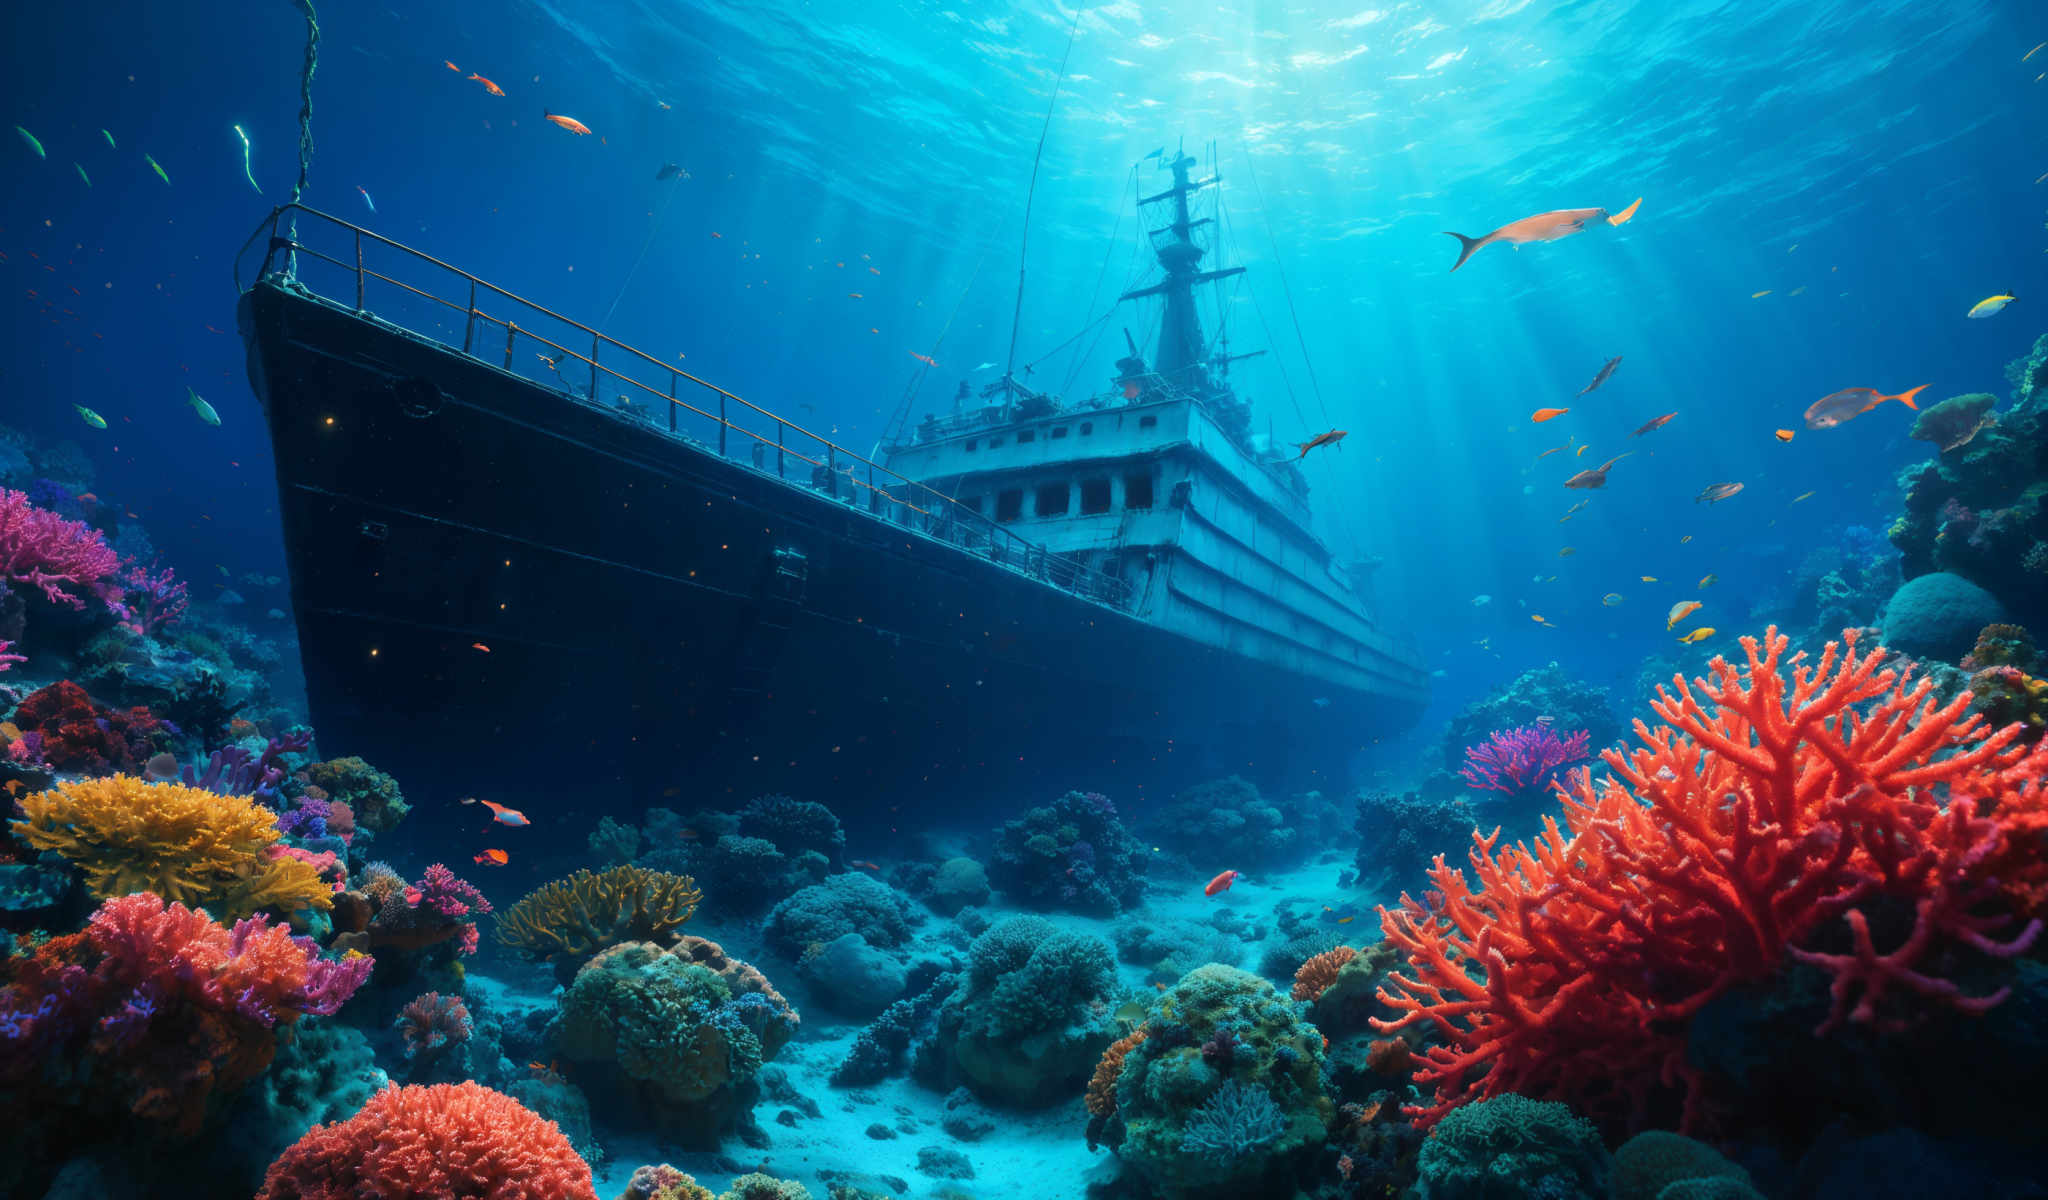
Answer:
[1110, 964, 1332, 1200]
[1416, 1093, 1610, 1200]
[941, 916, 1116, 1107]
[1613, 1132, 1759, 1200]
[302, 756, 409, 833]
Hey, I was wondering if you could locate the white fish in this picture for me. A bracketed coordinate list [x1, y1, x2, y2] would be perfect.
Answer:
[974, 362, 996, 371]
[187, 386, 220, 426]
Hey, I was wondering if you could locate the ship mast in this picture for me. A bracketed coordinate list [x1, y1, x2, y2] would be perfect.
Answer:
[1120, 146, 1251, 440]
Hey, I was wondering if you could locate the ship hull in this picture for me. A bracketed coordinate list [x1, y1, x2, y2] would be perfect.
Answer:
[238, 282, 1420, 821]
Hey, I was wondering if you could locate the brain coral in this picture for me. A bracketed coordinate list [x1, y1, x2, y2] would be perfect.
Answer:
[558, 938, 798, 1146]
[254, 1081, 596, 1199]
[10, 774, 332, 920]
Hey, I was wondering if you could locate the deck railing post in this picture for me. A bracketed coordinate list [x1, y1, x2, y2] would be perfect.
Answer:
[589, 335, 600, 403]
[718, 391, 727, 456]
[669, 374, 679, 433]
[353, 231, 365, 310]
[503, 322, 516, 370]
[825, 446, 836, 498]
[776, 422, 785, 478]
[461, 279, 477, 354]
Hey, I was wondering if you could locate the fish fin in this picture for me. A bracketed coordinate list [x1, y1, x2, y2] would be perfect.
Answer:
[1444, 231, 1484, 273]
[1894, 384, 1927, 410]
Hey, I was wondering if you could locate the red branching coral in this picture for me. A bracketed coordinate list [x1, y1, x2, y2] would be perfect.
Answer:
[9, 679, 164, 774]
[397, 991, 474, 1059]
[0, 486, 122, 609]
[255, 1081, 597, 1199]
[0, 892, 371, 1136]
[1373, 627, 2048, 1135]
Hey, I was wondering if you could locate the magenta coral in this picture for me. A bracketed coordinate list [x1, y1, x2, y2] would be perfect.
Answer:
[1458, 723, 1590, 798]
[0, 486, 122, 609]
[0, 639, 22, 672]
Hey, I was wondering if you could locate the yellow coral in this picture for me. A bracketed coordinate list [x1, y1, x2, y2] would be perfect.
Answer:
[10, 775, 331, 920]
[496, 865, 703, 961]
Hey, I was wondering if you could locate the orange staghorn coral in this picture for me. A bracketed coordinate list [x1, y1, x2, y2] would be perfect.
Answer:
[496, 865, 702, 964]
[1291, 945, 1357, 1002]
[1086, 1027, 1147, 1117]
[9, 775, 332, 920]
[1373, 627, 2048, 1135]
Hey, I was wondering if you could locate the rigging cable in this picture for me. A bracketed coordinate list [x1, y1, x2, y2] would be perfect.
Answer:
[1051, 162, 1136, 397]
[1002, 5, 1086, 392]
[282, 0, 319, 275]
[598, 175, 686, 333]
[1217, 175, 1309, 433]
[1239, 143, 1331, 429]
[874, 237, 998, 457]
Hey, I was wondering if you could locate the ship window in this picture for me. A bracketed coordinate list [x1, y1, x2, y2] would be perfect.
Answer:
[1018, 429, 1036, 444]
[995, 489, 1023, 521]
[988, 436, 1004, 448]
[1079, 422, 1093, 435]
[1125, 472, 1154, 510]
[1139, 414, 1158, 430]
[1080, 477, 1111, 515]
[1035, 482, 1070, 517]
[965, 439, 978, 452]
[1051, 426, 1068, 439]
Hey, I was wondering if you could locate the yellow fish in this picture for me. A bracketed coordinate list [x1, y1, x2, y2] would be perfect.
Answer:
[1667, 600, 1702, 629]
[1532, 614, 1552, 626]
[1966, 293, 2015, 320]
[1678, 627, 1715, 644]
[1641, 575, 1658, 582]
[1792, 491, 1815, 503]
[1751, 290, 1772, 299]
[1699, 574, 1717, 588]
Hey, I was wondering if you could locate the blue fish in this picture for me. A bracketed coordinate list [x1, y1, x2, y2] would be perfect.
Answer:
[356, 185, 376, 213]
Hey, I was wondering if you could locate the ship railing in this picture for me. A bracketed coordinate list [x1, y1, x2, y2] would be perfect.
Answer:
[233, 204, 1134, 612]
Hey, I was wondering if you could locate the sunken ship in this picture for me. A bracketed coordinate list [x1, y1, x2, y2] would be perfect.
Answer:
[233, 148, 1428, 818]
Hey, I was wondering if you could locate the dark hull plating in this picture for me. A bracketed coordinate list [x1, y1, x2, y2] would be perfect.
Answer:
[238, 282, 1418, 822]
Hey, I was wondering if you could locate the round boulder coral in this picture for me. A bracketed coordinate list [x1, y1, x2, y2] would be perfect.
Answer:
[937, 916, 1117, 1107]
[765, 871, 916, 955]
[1416, 1093, 1609, 1200]
[1880, 571, 2009, 662]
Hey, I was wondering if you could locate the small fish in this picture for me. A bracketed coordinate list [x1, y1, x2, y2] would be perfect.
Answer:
[1295, 429, 1348, 458]
[2027, 42, 2047, 62]
[357, 185, 376, 213]
[473, 848, 509, 865]
[656, 162, 684, 181]
[1577, 356, 1622, 395]
[1564, 453, 1630, 489]
[1576, 444, 1590, 456]
[233, 124, 261, 194]
[1699, 573, 1717, 588]
[908, 351, 938, 367]
[1751, 290, 1772, 299]
[1601, 593, 1624, 606]
[975, 361, 996, 371]
[471, 642, 491, 652]
[1641, 575, 1657, 582]
[1774, 429, 1794, 442]
[677, 827, 701, 841]
[1558, 547, 1576, 557]
[461, 796, 530, 826]
[711, 231, 723, 239]
[145, 153, 169, 184]
[1695, 481, 1744, 504]
[851, 859, 881, 871]
[1629, 412, 1677, 437]
[186, 386, 220, 426]
[1680, 534, 1693, 543]
[1531, 407, 1569, 423]
[1336, 916, 1355, 925]
[1443, 203, 1633, 272]
[1804, 385, 1925, 430]
[469, 73, 506, 96]
[1311, 696, 1331, 707]
[1536, 445, 1565, 459]
[1966, 293, 2015, 319]
[15, 126, 44, 158]
[848, 292, 864, 299]
[1667, 600, 1702, 629]
[1114, 1000, 1148, 1025]
[543, 110, 592, 135]
[868, 266, 881, 275]
[101, 128, 115, 148]
[1678, 627, 1715, 644]
[1531, 614, 1555, 626]
[1564, 500, 1589, 515]
[74, 405, 106, 429]
[1204, 869, 1239, 896]
[1792, 490, 1815, 503]
[74, 162, 90, 187]
[1470, 594, 1492, 607]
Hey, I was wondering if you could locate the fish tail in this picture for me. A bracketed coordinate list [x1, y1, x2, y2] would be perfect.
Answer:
[1893, 384, 1927, 410]
[1444, 232, 1485, 273]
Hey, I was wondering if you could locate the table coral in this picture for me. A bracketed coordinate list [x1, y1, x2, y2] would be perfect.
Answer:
[11, 774, 333, 920]
[497, 865, 702, 978]
[1374, 627, 2048, 1136]
[254, 1080, 597, 1199]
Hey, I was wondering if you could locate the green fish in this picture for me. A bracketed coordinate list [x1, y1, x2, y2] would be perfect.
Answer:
[186, 386, 220, 426]
[232, 124, 260, 195]
[144, 153, 169, 185]
[16, 126, 45, 159]
[101, 129, 115, 149]
[74, 163, 90, 187]
[74, 405, 107, 430]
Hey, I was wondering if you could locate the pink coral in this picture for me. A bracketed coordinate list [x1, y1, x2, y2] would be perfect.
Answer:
[255, 1081, 597, 1199]
[0, 486, 122, 609]
[0, 639, 22, 672]
[397, 991, 473, 1059]
[1458, 723, 1590, 799]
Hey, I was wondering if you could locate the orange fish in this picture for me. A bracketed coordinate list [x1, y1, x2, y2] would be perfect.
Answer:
[1294, 429, 1348, 458]
[462, 796, 530, 827]
[1443, 203, 1634, 272]
[473, 848, 508, 865]
[1803, 384, 1926, 430]
[908, 351, 937, 367]
[1564, 453, 1630, 489]
[444, 60, 461, 72]
[1531, 407, 1569, 423]
[1629, 412, 1677, 437]
[1204, 869, 1240, 896]
[543, 110, 592, 135]
[1774, 429, 1794, 442]
[851, 859, 881, 871]
[468, 73, 505, 97]
[471, 642, 490, 653]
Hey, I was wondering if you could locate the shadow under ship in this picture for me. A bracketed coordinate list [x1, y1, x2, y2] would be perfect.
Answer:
[233, 150, 1428, 818]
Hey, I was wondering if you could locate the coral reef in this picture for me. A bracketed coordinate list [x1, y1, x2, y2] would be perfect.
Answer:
[1438, 662, 1620, 771]
[1353, 787, 1478, 894]
[300, 755, 408, 834]
[1909, 391, 1999, 454]
[1414, 1093, 1609, 1200]
[1095, 964, 1333, 1199]
[1611, 1131, 1760, 1200]
[1374, 628, 2048, 1135]
[1457, 723, 1590, 811]
[396, 990, 473, 1060]
[556, 937, 798, 1146]
[7, 679, 166, 774]
[330, 862, 491, 959]
[253, 1080, 597, 1199]
[0, 486, 122, 610]
[0, 892, 369, 1140]
[737, 793, 845, 863]
[987, 790, 1146, 914]
[765, 870, 916, 956]
[1141, 776, 1303, 870]
[11, 774, 334, 920]
[929, 915, 1116, 1107]
[831, 970, 958, 1086]
[497, 865, 702, 980]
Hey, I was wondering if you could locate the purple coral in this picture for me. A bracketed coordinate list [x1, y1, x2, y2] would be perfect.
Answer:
[110, 560, 189, 637]
[182, 729, 313, 804]
[275, 795, 332, 840]
[0, 486, 122, 610]
[1459, 723, 1590, 801]
[394, 864, 493, 956]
